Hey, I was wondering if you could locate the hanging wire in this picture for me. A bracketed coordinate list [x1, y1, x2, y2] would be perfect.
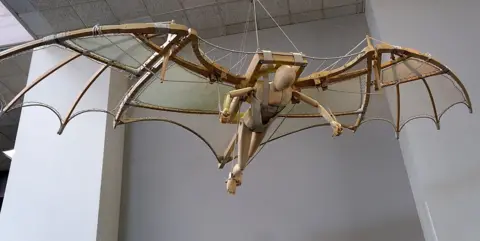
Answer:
[255, 0, 300, 53]
[252, 0, 260, 50]
[245, 104, 296, 167]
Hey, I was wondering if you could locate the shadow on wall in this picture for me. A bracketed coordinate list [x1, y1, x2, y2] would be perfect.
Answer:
[0, 171, 8, 212]
[311, 215, 423, 241]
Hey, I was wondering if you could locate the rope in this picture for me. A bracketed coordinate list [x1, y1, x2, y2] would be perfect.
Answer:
[252, 0, 260, 50]
[245, 104, 296, 167]
[256, 0, 300, 53]
[198, 37, 258, 54]
[323, 37, 367, 71]
[92, 24, 102, 36]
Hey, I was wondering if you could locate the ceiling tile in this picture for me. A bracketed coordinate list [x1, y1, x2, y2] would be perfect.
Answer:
[142, 0, 182, 16]
[152, 11, 189, 26]
[179, 0, 216, 9]
[323, 4, 357, 19]
[39, 6, 85, 32]
[185, 5, 222, 30]
[105, 0, 148, 22]
[0, 74, 27, 93]
[12, 52, 32, 73]
[18, 11, 54, 36]
[2, 0, 36, 14]
[69, 0, 99, 4]
[0, 58, 23, 79]
[219, 1, 252, 25]
[323, 0, 360, 8]
[254, 0, 289, 19]
[258, 14, 290, 30]
[291, 9, 323, 24]
[197, 26, 226, 39]
[288, 0, 323, 14]
[225, 22, 254, 35]
[28, 0, 70, 11]
[73, 0, 118, 26]
[121, 15, 152, 24]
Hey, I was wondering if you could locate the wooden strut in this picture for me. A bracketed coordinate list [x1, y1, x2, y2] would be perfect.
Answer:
[2, 52, 82, 112]
[352, 52, 373, 129]
[58, 64, 110, 134]
[113, 33, 193, 124]
[421, 78, 440, 129]
[366, 36, 382, 91]
[396, 83, 401, 133]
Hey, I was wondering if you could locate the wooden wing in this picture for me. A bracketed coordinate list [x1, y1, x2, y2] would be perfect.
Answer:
[287, 37, 472, 140]
[0, 22, 248, 167]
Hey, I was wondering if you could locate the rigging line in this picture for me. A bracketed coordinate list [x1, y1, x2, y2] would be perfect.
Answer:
[230, 54, 249, 71]
[213, 52, 233, 62]
[256, 0, 300, 53]
[245, 104, 296, 167]
[369, 36, 395, 47]
[101, 34, 209, 95]
[198, 36, 258, 54]
[252, 0, 260, 50]
[325, 88, 384, 95]
[304, 50, 365, 61]
[103, 32, 210, 82]
[235, 3, 252, 74]
[196, 36, 365, 60]
[323, 37, 367, 71]
[314, 59, 327, 72]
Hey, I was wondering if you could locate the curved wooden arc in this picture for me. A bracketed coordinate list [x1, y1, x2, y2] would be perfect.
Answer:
[118, 117, 222, 165]
[58, 64, 110, 134]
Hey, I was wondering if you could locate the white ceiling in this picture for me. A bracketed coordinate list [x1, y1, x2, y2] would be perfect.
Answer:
[1, 0, 364, 39]
[0, 1, 33, 46]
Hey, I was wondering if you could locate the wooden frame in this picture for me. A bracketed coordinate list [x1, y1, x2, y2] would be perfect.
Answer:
[0, 23, 473, 158]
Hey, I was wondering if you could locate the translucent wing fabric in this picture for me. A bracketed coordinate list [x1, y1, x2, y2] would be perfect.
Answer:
[362, 44, 472, 134]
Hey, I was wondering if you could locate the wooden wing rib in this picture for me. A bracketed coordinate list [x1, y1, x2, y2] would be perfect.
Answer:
[365, 43, 472, 134]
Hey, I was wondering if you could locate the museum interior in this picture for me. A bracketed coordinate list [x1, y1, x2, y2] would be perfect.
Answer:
[0, 0, 478, 241]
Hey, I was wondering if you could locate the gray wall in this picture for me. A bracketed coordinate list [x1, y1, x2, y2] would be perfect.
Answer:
[119, 14, 424, 241]
[366, 1, 480, 241]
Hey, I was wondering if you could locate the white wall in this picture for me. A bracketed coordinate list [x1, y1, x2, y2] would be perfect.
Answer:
[120, 14, 425, 241]
[0, 46, 126, 241]
[366, 1, 480, 241]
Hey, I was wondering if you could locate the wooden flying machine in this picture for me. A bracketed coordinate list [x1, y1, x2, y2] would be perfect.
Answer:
[0, 20, 472, 194]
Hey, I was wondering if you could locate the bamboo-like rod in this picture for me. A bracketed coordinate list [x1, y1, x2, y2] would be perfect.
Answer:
[160, 50, 170, 82]
[396, 83, 401, 133]
[3, 53, 82, 112]
[62, 64, 110, 125]
[421, 78, 440, 126]
[354, 53, 373, 128]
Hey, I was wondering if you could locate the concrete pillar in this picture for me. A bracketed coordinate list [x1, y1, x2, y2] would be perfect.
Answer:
[366, 1, 480, 241]
[0, 46, 126, 241]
